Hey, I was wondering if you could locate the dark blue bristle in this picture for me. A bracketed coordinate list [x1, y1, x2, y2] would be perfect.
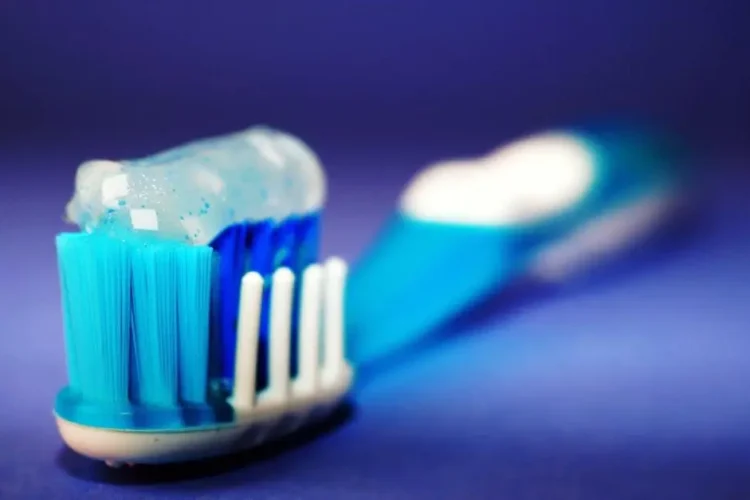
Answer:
[207, 213, 321, 392]
[250, 221, 275, 391]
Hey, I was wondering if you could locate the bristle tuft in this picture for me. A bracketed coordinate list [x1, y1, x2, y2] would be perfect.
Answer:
[130, 244, 179, 407]
[56, 233, 131, 405]
[56, 234, 215, 415]
[177, 246, 214, 405]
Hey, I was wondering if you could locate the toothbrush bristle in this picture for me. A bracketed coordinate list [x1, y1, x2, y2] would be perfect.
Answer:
[56, 233, 132, 406]
[232, 271, 264, 410]
[131, 245, 180, 407]
[55, 228, 350, 445]
[209, 215, 321, 390]
[176, 246, 214, 405]
[267, 268, 295, 400]
[296, 264, 323, 395]
[323, 258, 347, 380]
[56, 234, 214, 412]
[232, 260, 348, 409]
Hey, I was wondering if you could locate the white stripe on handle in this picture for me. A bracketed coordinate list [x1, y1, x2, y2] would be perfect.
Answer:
[296, 264, 323, 395]
[232, 272, 263, 410]
[323, 257, 347, 382]
[268, 267, 295, 401]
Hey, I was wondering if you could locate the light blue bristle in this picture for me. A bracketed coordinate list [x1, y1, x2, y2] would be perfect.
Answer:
[56, 238, 81, 391]
[131, 244, 180, 407]
[176, 246, 214, 405]
[56, 233, 131, 406]
[55, 232, 217, 429]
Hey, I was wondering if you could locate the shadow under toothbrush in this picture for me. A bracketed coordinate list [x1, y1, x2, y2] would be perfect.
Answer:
[55, 401, 356, 485]
[354, 198, 708, 387]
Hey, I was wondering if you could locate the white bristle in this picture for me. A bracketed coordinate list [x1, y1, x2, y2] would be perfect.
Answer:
[266, 267, 295, 403]
[295, 264, 324, 396]
[231, 272, 264, 410]
[323, 257, 347, 383]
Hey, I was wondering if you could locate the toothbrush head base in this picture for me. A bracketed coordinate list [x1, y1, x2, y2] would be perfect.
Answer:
[55, 364, 353, 465]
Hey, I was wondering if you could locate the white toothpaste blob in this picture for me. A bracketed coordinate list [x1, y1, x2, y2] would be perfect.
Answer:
[65, 127, 326, 245]
[400, 132, 596, 226]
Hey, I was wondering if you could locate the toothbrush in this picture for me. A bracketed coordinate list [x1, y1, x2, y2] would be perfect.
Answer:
[54, 125, 683, 465]
[346, 126, 686, 365]
[55, 128, 353, 466]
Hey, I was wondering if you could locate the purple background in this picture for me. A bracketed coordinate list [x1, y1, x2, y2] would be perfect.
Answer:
[2, 1, 750, 499]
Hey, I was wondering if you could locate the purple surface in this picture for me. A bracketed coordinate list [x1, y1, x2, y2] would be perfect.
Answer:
[0, 136, 749, 499]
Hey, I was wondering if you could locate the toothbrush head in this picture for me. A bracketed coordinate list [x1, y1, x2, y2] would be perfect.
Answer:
[55, 234, 352, 465]
[54, 128, 352, 466]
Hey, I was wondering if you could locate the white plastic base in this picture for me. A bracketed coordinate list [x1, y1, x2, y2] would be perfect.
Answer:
[56, 365, 353, 466]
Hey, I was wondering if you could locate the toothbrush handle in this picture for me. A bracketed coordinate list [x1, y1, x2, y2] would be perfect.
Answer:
[346, 215, 513, 365]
